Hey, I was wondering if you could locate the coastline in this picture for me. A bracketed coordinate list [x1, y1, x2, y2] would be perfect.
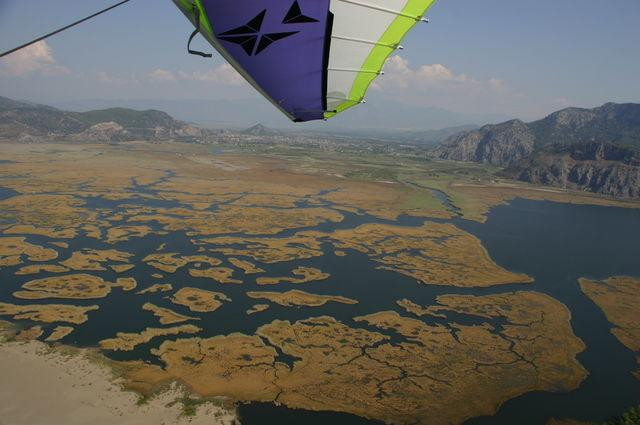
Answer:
[0, 324, 237, 425]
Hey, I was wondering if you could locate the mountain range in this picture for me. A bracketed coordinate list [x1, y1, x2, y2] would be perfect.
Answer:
[0, 96, 206, 143]
[2, 95, 639, 199]
[434, 103, 640, 198]
[53, 97, 509, 131]
[0, 95, 476, 146]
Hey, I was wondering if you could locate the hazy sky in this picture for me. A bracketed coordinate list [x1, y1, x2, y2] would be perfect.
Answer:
[1, 0, 639, 124]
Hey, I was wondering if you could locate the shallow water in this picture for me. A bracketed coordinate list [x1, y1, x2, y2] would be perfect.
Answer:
[0, 196, 638, 424]
[0, 186, 18, 201]
[430, 188, 460, 214]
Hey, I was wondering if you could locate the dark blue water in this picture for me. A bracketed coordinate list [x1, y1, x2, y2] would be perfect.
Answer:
[0, 186, 19, 227]
[0, 186, 18, 201]
[238, 402, 386, 425]
[0, 195, 639, 425]
[239, 200, 640, 425]
[457, 199, 640, 425]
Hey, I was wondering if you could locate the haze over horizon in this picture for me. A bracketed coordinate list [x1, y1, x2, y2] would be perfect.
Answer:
[1, 0, 639, 129]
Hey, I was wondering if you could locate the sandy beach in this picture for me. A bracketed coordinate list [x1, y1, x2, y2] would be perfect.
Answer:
[0, 337, 236, 425]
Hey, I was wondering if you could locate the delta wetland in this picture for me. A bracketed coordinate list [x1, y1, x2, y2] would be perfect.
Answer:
[0, 141, 639, 425]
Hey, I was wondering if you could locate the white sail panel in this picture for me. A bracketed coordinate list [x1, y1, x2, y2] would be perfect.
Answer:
[327, 0, 408, 110]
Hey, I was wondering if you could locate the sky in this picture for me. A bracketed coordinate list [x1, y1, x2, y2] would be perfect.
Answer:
[1, 0, 639, 128]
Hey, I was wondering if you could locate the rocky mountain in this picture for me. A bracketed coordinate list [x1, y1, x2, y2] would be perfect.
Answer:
[502, 142, 640, 198]
[434, 103, 640, 199]
[435, 103, 640, 167]
[241, 123, 280, 136]
[0, 96, 207, 142]
[529, 103, 640, 148]
[434, 119, 535, 166]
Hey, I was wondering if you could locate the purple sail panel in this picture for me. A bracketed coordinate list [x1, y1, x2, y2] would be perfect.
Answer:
[201, 0, 330, 122]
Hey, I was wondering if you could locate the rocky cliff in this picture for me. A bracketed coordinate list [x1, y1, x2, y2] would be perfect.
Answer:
[434, 119, 535, 166]
[436, 103, 640, 165]
[434, 103, 640, 199]
[502, 142, 640, 199]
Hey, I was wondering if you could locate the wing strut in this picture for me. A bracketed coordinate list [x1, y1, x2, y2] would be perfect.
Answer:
[0, 0, 132, 58]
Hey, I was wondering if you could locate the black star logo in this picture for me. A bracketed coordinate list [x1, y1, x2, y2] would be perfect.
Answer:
[218, 10, 298, 56]
[217, 2, 318, 56]
[282, 1, 319, 24]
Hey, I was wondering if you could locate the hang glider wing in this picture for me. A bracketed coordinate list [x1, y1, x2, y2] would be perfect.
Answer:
[173, 0, 436, 122]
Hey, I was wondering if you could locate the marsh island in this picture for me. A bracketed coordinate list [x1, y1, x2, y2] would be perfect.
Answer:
[0, 141, 638, 425]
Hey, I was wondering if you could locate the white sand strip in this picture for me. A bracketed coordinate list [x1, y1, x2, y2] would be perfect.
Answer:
[0, 340, 237, 425]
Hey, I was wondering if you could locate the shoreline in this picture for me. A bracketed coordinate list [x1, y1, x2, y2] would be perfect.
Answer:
[0, 324, 237, 425]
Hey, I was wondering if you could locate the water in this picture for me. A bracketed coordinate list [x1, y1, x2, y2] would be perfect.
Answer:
[238, 402, 385, 425]
[238, 200, 640, 425]
[0, 195, 639, 424]
[457, 199, 640, 424]
[0, 187, 19, 227]
[0, 186, 18, 201]
[431, 188, 460, 214]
